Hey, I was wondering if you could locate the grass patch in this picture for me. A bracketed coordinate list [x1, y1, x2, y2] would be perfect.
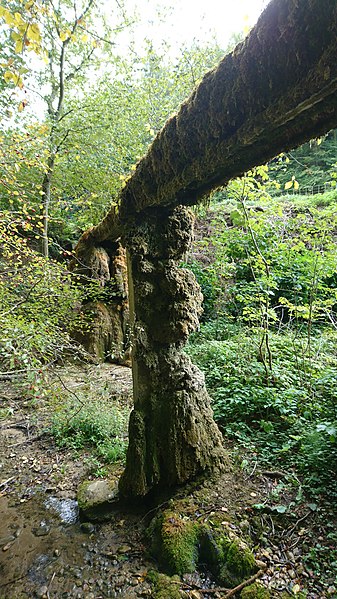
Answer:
[50, 394, 129, 465]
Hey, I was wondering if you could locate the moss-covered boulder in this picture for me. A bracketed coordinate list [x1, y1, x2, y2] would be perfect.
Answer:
[240, 582, 271, 598]
[148, 510, 199, 575]
[77, 479, 118, 521]
[148, 573, 184, 599]
[148, 506, 259, 587]
[199, 525, 258, 587]
[220, 538, 257, 586]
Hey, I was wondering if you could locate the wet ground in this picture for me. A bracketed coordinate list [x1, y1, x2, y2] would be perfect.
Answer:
[0, 364, 155, 598]
[1, 363, 336, 598]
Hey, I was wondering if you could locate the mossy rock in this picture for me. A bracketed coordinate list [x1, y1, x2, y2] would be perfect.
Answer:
[151, 573, 184, 599]
[220, 538, 257, 586]
[198, 525, 225, 568]
[77, 479, 118, 521]
[199, 527, 257, 587]
[240, 582, 271, 598]
[148, 510, 199, 575]
[148, 507, 257, 587]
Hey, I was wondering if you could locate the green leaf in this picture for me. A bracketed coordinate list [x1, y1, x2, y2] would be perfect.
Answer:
[273, 505, 287, 514]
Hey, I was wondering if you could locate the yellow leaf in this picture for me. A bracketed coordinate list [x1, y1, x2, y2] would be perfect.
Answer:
[284, 181, 293, 190]
[15, 39, 24, 53]
[293, 180, 299, 190]
[27, 23, 41, 42]
[59, 31, 68, 42]
[1, 7, 15, 25]
[81, 33, 88, 42]
[14, 12, 24, 26]
[3, 70, 14, 83]
[18, 101, 25, 112]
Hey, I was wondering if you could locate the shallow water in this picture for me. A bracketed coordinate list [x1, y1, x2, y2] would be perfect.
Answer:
[45, 497, 79, 525]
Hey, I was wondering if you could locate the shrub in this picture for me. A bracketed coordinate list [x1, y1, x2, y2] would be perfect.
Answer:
[187, 325, 337, 495]
[0, 210, 83, 397]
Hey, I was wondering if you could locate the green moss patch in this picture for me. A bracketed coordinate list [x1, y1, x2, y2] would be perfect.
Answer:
[149, 573, 183, 599]
[240, 583, 271, 598]
[148, 505, 258, 587]
[148, 510, 199, 575]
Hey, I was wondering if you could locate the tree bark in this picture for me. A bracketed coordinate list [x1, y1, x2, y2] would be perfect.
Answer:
[41, 155, 55, 259]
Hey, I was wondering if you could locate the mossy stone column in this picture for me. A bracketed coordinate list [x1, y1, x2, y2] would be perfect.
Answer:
[119, 205, 226, 499]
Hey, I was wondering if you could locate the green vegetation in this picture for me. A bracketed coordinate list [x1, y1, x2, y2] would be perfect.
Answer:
[0, 210, 82, 397]
[187, 183, 337, 498]
[240, 583, 271, 599]
[269, 130, 337, 191]
[51, 392, 129, 465]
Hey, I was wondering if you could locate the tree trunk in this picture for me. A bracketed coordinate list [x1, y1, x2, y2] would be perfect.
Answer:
[118, 206, 227, 499]
[41, 155, 55, 259]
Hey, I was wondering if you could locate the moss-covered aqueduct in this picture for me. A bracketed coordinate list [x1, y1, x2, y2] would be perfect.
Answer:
[74, 0, 337, 500]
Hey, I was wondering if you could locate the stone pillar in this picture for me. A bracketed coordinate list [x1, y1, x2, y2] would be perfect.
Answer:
[118, 205, 226, 499]
[71, 241, 130, 364]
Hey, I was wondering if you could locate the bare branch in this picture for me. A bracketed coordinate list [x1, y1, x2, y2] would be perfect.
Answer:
[65, 47, 95, 83]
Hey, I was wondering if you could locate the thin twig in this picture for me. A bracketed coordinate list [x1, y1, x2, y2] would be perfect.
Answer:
[140, 500, 169, 523]
[283, 511, 311, 538]
[249, 461, 257, 477]
[0, 477, 15, 488]
[224, 568, 266, 597]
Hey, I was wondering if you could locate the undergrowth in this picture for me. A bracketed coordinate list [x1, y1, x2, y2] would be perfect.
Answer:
[187, 323, 337, 499]
[187, 189, 337, 500]
[50, 393, 129, 471]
